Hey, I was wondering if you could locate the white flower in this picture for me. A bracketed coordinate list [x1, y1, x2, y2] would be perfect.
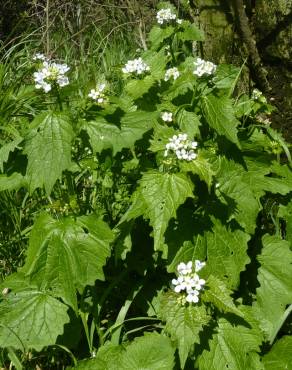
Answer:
[176, 19, 183, 25]
[186, 290, 200, 303]
[164, 67, 180, 81]
[161, 111, 173, 122]
[171, 260, 206, 305]
[193, 58, 217, 77]
[192, 274, 206, 290]
[252, 88, 267, 103]
[184, 276, 197, 291]
[33, 53, 48, 62]
[98, 83, 106, 92]
[88, 83, 107, 104]
[156, 8, 177, 25]
[172, 276, 185, 293]
[177, 261, 192, 275]
[122, 58, 150, 75]
[195, 260, 206, 272]
[33, 59, 70, 92]
[164, 133, 198, 161]
[252, 89, 262, 100]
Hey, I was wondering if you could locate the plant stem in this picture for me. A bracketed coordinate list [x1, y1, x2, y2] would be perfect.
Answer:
[56, 87, 63, 111]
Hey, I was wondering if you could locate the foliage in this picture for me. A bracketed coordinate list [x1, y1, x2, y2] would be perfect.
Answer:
[0, 1, 291, 369]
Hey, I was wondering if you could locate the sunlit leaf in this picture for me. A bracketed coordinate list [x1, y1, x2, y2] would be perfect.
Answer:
[24, 112, 74, 194]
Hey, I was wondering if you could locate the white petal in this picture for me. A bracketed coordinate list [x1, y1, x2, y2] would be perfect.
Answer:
[174, 285, 182, 293]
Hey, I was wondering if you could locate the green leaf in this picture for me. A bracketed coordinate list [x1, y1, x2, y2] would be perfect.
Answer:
[96, 344, 124, 370]
[240, 127, 272, 152]
[177, 23, 204, 41]
[278, 199, 292, 242]
[125, 76, 155, 99]
[109, 95, 136, 113]
[201, 95, 240, 146]
[204, 219, 250, 289]
[73, 359, 107, 370]
[21, 213, 113, 311]
[263, 336, 292, 370]
[120, 332, 175, 370]
[202, 275, 243, 317]
[244, 159, 292, 196]
[0, 173, 26, 191]
[235, 94, 254, 118]
[266, 126, 292, 165]
[144, 49, 168, 80]
[252, 235, 292, 342]
[122, 171, 194, 256]
[165, 73, 196, 100]
[24, 112, 74, 194]
[167, 238, 206, 273]
[0, 272, 35, 293]
[213, 64, 241, 90]
[148, 26, 174, 50]
[149, 124, 176, 153]
[0, 289, 69, 350]
[216, 160, 260, 234]
[83, 111, 156, 155]
[73, 344, 122, 370]
[176, 109, 201, 138]
[215, 157, 292, 235]
[197, 318, 263, 370]
[7, 347, 23, 370]
[0, 136, 22, 172]
[180, 151, 215, 190]
[159, 291, 210, 368]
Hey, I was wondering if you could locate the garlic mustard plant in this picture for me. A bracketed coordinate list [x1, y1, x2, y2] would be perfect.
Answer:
[164, 133, 198, 161]
[193, 58, 217, 77]
[122, 57, 150, 75]
[252, 89, 263, 100]
[161, 111, 173, 122]
[164, 67, 180, 81]
[33, 59, 70, 92]
[172, 260, 206, 304]
[156, 8, 177, 25]
[33, 53, 48, 62]
[252, 88, 267, 103]
[88, 83, 107, 104]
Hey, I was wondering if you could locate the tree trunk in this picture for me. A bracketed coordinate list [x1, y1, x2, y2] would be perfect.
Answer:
[189, 0, 292, 139]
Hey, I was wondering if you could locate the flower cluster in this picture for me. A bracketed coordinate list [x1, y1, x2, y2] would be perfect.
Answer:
[252, 89, 262, 100]
[88, 83, 106, 104]
[33, 53, 48, 62]
[252, 88, 267, 103]
[164, 67, 180, 81]
[122, 58, 150, 75]
[156, 8, 177, 24]
[193, 58, 217, 77]
[33, 57, 70, 93]
[172, 260, 206, 304]
[161, 112, 173, 122]
[164, 133, 198, 161]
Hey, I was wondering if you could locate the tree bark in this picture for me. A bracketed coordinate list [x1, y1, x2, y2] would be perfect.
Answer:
[232, 0, 270, 91]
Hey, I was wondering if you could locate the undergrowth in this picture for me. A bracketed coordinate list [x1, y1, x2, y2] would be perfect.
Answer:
[0, 1, 291, 369]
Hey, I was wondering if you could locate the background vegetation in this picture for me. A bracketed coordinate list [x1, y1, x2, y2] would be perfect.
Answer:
[0, 1, 291, 369]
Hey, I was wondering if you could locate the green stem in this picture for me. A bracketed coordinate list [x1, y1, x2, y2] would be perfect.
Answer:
[79, 311, 93, 354]
[56, 86, 63, 111]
